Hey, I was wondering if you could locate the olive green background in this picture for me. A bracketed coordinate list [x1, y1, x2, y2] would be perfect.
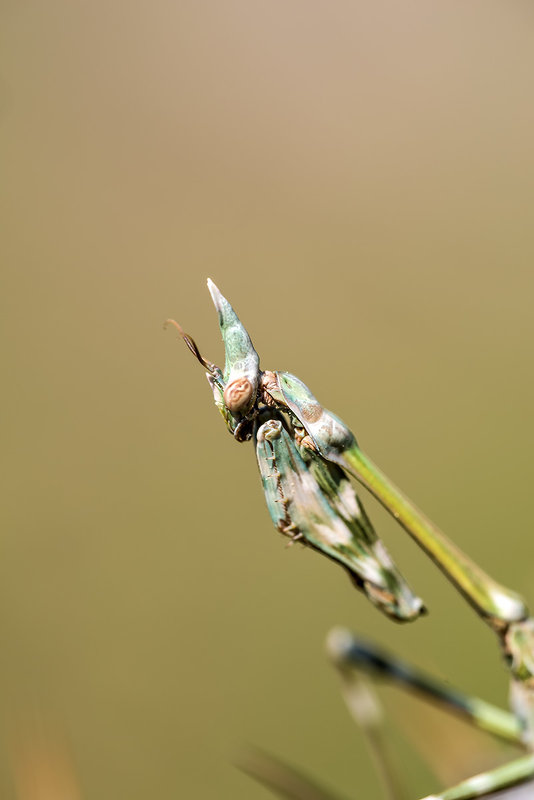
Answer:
[1, 2, 534, 798]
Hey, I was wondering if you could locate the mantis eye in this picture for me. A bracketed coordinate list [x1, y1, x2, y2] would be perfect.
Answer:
[224, 377, 255, 415]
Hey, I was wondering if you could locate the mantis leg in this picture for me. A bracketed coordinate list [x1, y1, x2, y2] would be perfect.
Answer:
[272, 377, 534, 744]
[341, 445, 528, 630]
[328, 629, 534, 799]
[272, 372, 527, 629]
[326, 628, 523, 746]
[419, 755, 534, 799]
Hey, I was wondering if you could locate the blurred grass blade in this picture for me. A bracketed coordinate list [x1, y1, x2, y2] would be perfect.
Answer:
[237, 747, 349, 800]
[9, 725, 82, 800]
[326, 632, 407, 800]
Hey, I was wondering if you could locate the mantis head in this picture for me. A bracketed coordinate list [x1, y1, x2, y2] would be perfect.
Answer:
[165, 279, 262, 441]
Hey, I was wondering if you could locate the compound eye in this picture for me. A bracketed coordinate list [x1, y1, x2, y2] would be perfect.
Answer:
[223, 377, 255, 415]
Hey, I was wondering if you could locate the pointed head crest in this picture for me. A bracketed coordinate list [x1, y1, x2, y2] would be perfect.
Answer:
[166, 280, 261, 438]
[207, 279, 260, 413]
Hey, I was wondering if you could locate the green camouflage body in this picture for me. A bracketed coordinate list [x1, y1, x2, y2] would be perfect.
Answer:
[171, 280, 425, 622]
[171, 280, 534, 798]
[174, 281, 527, 628]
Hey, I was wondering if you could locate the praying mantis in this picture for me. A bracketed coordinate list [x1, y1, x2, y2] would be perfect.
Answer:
[166, 281, 534, 799]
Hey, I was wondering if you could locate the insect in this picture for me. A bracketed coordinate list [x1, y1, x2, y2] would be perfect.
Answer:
[167, 281, 534, 798]
[166, 280, 423, 622]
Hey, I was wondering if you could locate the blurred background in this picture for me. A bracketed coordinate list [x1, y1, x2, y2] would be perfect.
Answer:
[1, 2, 534, 798]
